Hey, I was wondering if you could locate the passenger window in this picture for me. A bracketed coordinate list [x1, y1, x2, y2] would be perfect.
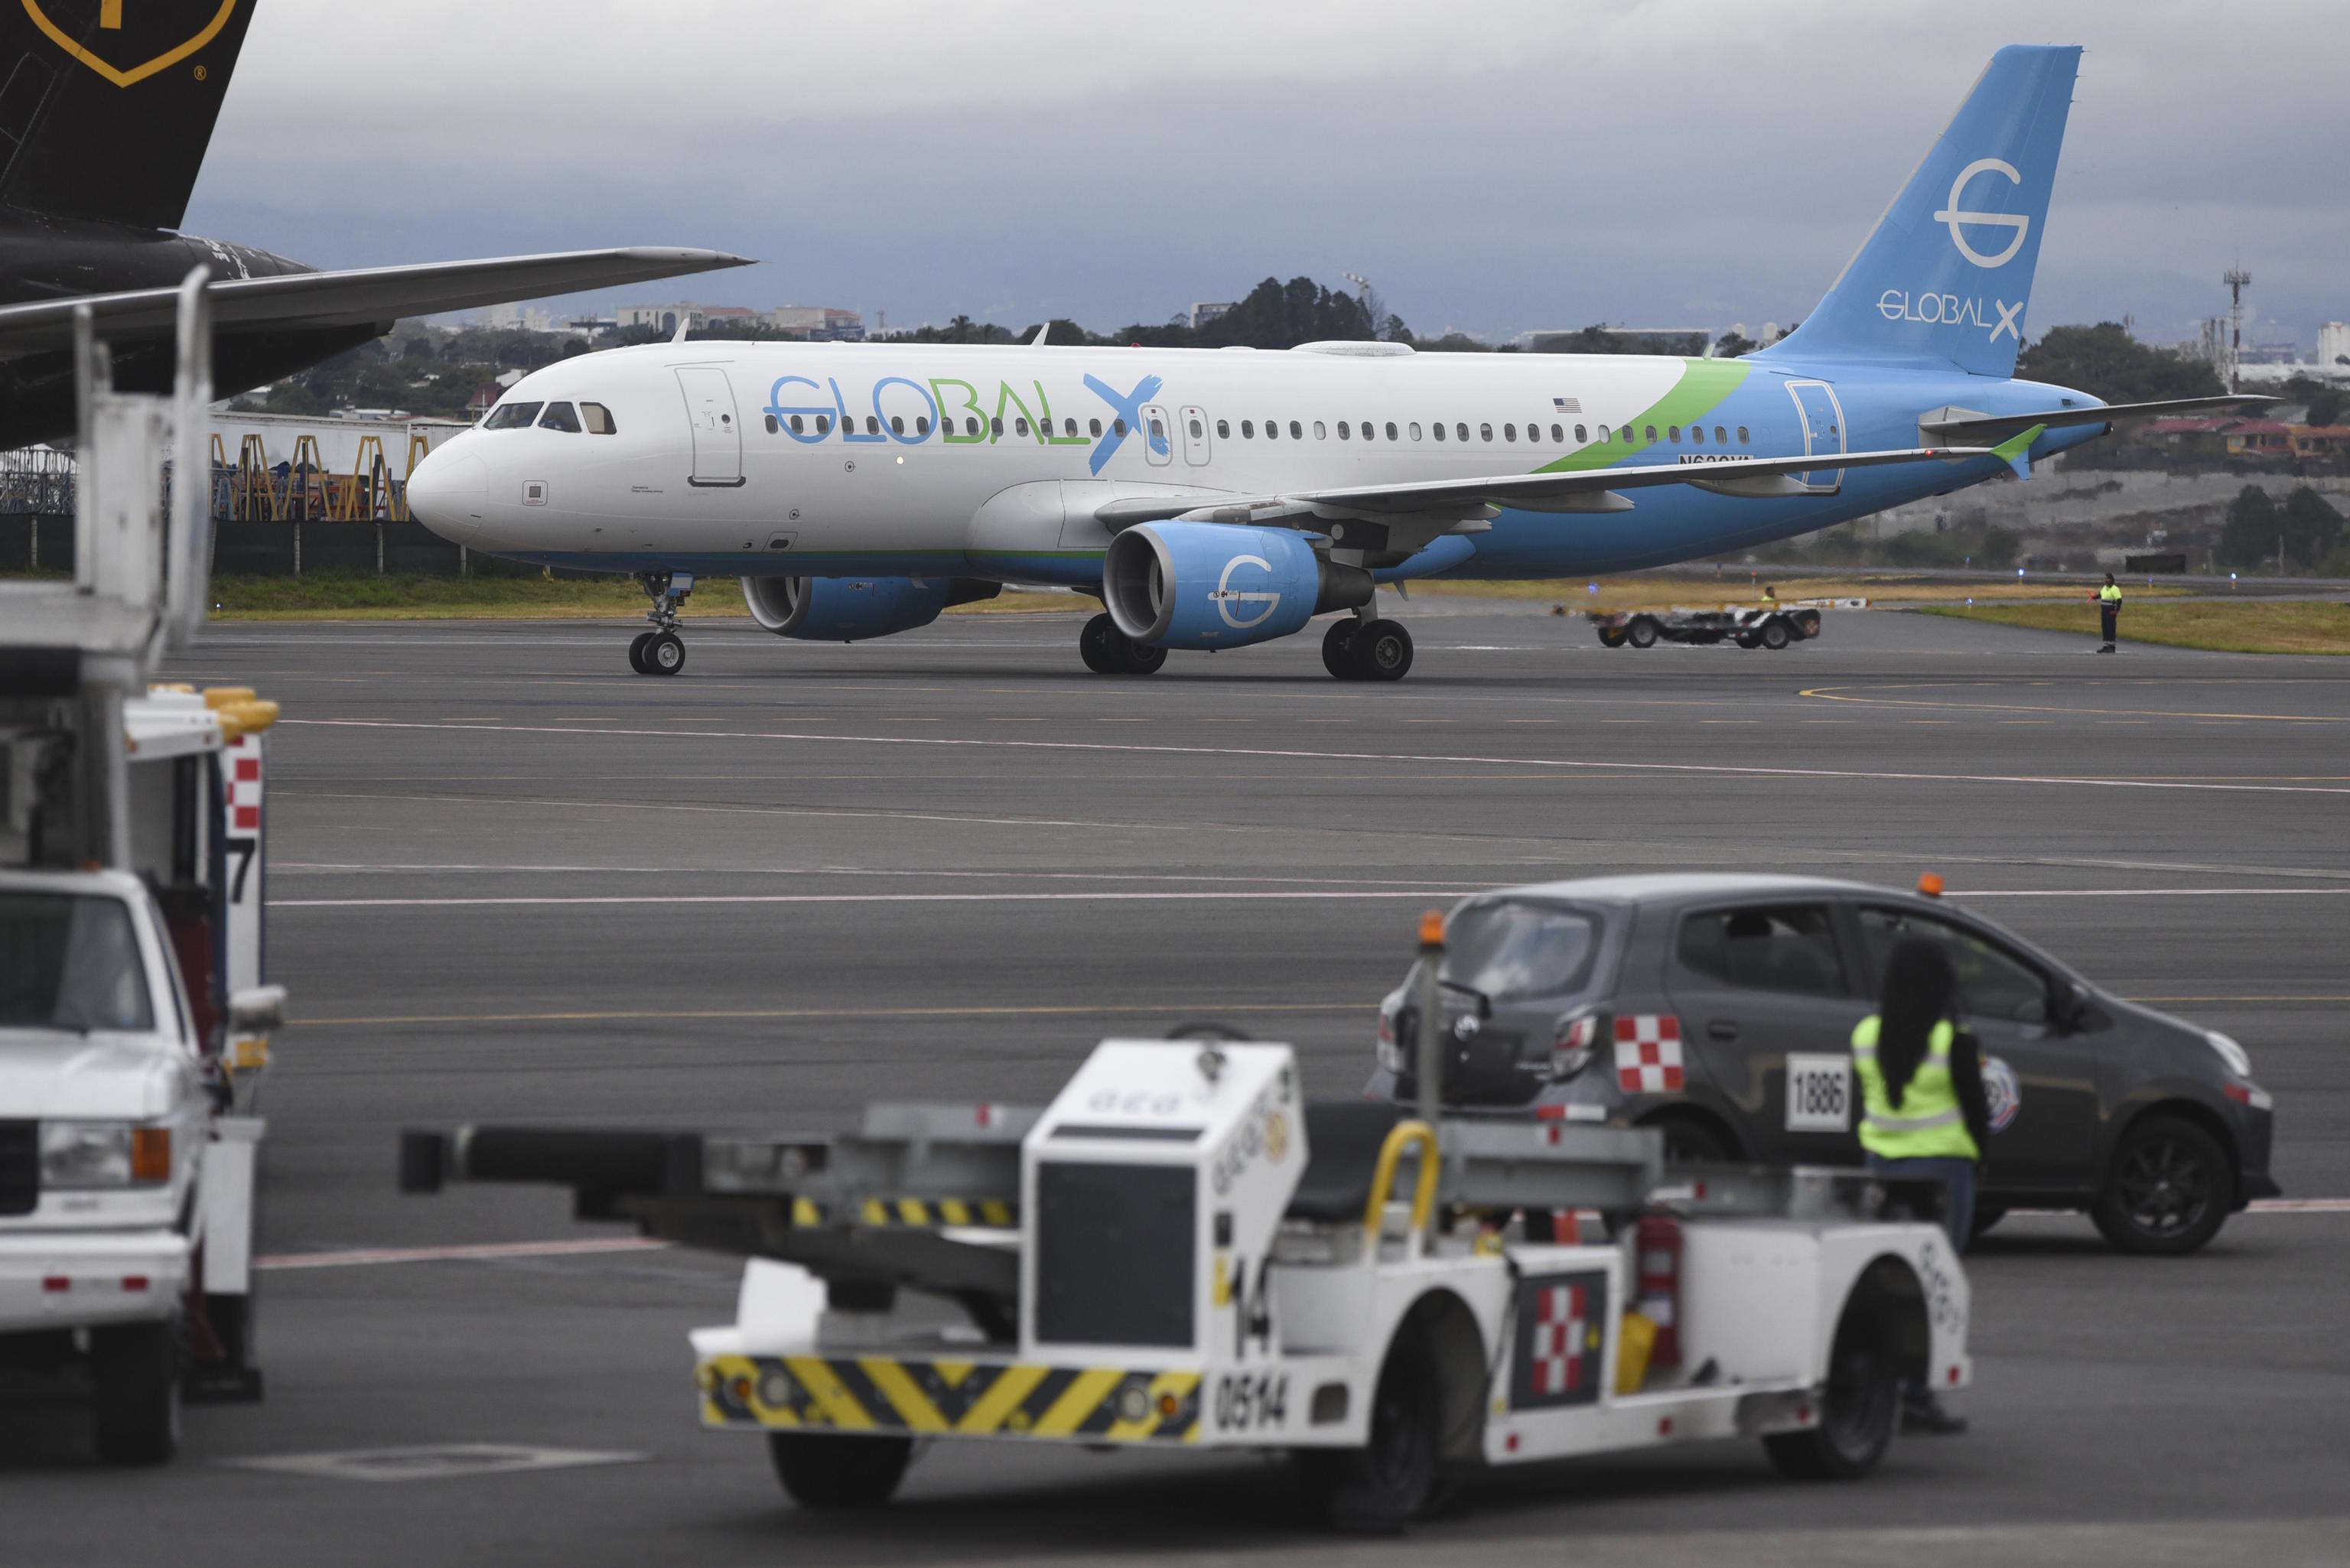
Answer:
[1457, 423, 1470, 442]
[1337, 421, 1350, 440]
[1675, 904, 1847, 997]
[1856, 908, 2050, 1024]
[482, 402, 543, 430]
[1113, 418, 1128, 436]
[1386, 421, 1399, 440]
[1291, 420, 1304, 439]
[1190, 417, 1204, 438]
[1090, 418, 1103, 437]
[1479, 423, 1492, 441]
[581, 402, 617, 434]
[789, 415, 805, 435]
[764, 415, 780, 435]
[1503, 424, 1517, 441]
[1362, 418, 1375, 440]
[890, 415, 904, 435]
[1691, 425, 1704, 444]
[967, 416, 981, 436]
[815, 414, 832, 435]
[1408, 422, 1421, 440]
[1015, 418, 1030, 437]
[1216, 418, 1229, 438]
[916, 416, 930, 435]
[991, 417, 1005, 438]
[1597, 425, 1609, 442]
[1644, 425, 1658, 443]
[1738, 426, 1750, 444]
[867, 416, 881, 435]
[1265, 420, 1278, 440]
[1150, 415, 1167, 441]
[1433, 421, 1447, 441]
[1714, 425, 1727, 444]
[1668, 425, 1681, 443]
[1313, 421, 1326, 439]
[1066, 418, 1079, 437]
[1573, 424, 1585, 442]
[1242, 420, 1255, 438]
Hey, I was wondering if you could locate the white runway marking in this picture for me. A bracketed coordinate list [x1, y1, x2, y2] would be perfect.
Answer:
[282, 717, 2350, 797]
[273, 888, 1479, 909]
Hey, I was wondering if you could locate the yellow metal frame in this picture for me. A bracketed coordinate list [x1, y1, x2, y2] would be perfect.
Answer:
[1361, 1119, 1440, 1260]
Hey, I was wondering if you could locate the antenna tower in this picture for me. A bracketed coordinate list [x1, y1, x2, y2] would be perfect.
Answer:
[2223, 265, 2251, 392]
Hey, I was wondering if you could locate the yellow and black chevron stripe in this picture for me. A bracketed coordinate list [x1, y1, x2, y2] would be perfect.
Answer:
[786, 1196, 1017, 1228]
[700, 1354, 1200, 1443]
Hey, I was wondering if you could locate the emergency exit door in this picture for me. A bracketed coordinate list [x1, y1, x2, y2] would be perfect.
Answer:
[1141, 404, 1173, 467]
[676, 366, 745, 487]
[1786, 381, 1844, 492]
[1180, 405, 1212, 467]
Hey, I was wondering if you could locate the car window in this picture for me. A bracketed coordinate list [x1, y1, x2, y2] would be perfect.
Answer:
[0, 891, 155, 1032]
[1440, 899, 1602, 1002]
[1675, 903, 1847, 997]
[1856, 906, 2049, 1023]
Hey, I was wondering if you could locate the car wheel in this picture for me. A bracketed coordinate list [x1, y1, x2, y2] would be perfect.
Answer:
[1296, 1322, 1441, 1531]
[91, 1318, 181, 1466]
[1797, 610, 1824, 638]
[1650, 1113, 1736, 1166]
[767, 1433, 913, 1508]
[1597, 627, 1626, 648]
[1626, 616, 1659, 649]
[2094, 1114, 2231, 1256]
[1764, 1297, 1898, 1480]
[1762, 617, 1792, 650]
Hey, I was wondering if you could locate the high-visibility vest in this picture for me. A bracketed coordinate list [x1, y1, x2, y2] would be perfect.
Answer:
[2099, 584, 2122, 605]
[1851, 1015, 1981, 1162]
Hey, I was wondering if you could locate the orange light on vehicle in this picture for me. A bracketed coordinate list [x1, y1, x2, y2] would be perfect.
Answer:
[1418, 909, 1446, 949]
[130, 1127, 171, 1183]
[1916, 873, 1945, 899]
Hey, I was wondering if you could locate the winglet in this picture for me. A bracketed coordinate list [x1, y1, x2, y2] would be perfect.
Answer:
[1030, 322, 1050, 346]
[670, 315, 692, 344]
[1991, 422, 2046, 480]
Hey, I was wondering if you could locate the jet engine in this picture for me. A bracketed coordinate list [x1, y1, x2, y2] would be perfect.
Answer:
[1102, 522, 1372, 652]
[740, 575, 996, 642]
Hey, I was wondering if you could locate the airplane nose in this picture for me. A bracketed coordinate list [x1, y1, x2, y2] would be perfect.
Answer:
[406, 445, 487, 538]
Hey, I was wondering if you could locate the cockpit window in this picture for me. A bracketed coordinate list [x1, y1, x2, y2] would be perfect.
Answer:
[539, 402, 582, 432]
[483, 401, 542, 430]
[1439, 899, 1603, 1003]
[581, 402, 617, 434]
[0, 892, 155, 1033]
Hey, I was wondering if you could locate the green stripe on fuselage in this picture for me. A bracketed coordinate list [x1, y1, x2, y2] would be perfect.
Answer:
[1536, 359, 1753, 474]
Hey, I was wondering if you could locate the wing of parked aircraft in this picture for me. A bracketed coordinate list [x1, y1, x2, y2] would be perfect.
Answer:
[1920, 395, 2278, 441]
[0, 247, 752, 357]
[1092, 444, 1998, 529]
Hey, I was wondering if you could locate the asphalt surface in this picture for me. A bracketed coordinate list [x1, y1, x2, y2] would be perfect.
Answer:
[8, 598, 2348, 1565]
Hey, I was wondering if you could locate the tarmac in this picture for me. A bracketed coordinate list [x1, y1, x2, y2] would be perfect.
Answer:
[6, 597, 2348, 1564]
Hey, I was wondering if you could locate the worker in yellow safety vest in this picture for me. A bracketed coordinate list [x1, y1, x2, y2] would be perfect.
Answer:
[1853, 939, 1994, 1436]
[2095, 574, 2121, 652]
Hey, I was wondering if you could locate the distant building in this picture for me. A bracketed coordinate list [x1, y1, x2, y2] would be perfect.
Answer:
[2320, 321, 2350, 370]
[768, 305, 864, 340]
[1519, 326, 1716, 355]
[1190, 301, 1235, 330]
[619, 302, 705, 335]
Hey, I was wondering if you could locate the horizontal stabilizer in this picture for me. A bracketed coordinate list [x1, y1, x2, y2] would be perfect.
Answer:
[1922, 395, 2280, 441]
[0, 247, 753, 357]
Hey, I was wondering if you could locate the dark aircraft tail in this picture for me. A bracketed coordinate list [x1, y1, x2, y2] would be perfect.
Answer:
[0, 0, 259, 229]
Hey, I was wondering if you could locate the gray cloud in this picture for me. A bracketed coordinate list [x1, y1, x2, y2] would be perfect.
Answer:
[184, 0, 2350, 346]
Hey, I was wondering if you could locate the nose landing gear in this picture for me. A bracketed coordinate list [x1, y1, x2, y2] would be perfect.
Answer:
[630, 572, 693, 676]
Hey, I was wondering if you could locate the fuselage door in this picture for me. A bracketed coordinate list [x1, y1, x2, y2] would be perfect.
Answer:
[1180, 405, 1212, 467]
[1141, 404, 1174, 467]
[1786, 381, 1844, 493]
[676, 366, 746, 488]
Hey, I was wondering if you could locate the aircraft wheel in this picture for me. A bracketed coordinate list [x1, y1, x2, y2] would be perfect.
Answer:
[1079, 613, 1123, 674]
[1123, 639, 1168, 675]
[1321, 620, 1360, 679]
[1350, 620, 1414, 682]
[647, 631, 687, 676]
[628, 631, 655, 673]
[1626, 615, 1660, 649]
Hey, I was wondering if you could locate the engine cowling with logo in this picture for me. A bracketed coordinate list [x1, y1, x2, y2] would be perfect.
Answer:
[740, 575, 959, 642]
[1103, 522, 1371, 652]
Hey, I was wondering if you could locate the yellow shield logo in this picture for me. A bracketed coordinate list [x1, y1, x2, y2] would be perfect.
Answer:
[21, 0, 240, 89]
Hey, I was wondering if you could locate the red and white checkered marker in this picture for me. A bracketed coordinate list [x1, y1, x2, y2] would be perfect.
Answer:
[1531, 1282, 1586, 1395]
[226, 736, 262, 833]
[1614, 1014, 1684, 1094]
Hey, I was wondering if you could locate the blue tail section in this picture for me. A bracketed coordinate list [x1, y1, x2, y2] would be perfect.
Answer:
[1759, 44, 2080, 378]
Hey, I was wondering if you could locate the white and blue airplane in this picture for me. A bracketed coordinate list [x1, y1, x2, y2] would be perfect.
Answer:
[406, 45, 2254, 681]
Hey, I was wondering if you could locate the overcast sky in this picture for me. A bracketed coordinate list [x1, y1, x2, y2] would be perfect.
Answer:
[184, 0, 2348, 349]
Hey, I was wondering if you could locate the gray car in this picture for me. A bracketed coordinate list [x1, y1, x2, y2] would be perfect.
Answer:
[1367, 873, 2279, 1256]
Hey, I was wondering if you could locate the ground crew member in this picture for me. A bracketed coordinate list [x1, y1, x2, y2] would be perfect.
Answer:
[2096, 573, 2121, 652]
[1853, 939, 1992, 1436]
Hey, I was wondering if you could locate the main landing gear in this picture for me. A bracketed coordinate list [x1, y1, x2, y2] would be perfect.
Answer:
[1079, 612, 1167, 675]
[628, 571, 693, 676]
[1322, 615, 1414, 682]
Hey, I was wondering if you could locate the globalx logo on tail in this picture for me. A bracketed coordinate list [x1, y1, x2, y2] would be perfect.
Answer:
[1881, 155, 2029, 342]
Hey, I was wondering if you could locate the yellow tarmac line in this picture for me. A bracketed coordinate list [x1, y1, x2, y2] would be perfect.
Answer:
[279, 719, 2350, 797]
[291, 1000, 1371, 1027]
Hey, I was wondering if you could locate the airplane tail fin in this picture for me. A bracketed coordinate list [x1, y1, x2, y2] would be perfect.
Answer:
[1758, 44, 2080, 379]
[0, 0, 260, 229]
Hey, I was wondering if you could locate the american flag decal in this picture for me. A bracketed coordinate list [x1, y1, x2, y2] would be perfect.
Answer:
[1552, 396, 1582, 413]
[1512, 1270, 1606, 1410]
[1613, 1014, 1684, 1094]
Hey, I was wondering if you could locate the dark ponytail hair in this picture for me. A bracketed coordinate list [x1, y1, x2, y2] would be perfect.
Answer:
[1878, 940, 1957, 1108]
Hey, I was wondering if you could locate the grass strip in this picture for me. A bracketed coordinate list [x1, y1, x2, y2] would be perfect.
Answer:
[1920, 600, 2350, 655]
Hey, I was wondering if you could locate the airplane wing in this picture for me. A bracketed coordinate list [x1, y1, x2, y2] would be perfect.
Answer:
[0, 246, 753, 356]
[1092, 444, 1997, 529]
[1920, 395, 2278, 441]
